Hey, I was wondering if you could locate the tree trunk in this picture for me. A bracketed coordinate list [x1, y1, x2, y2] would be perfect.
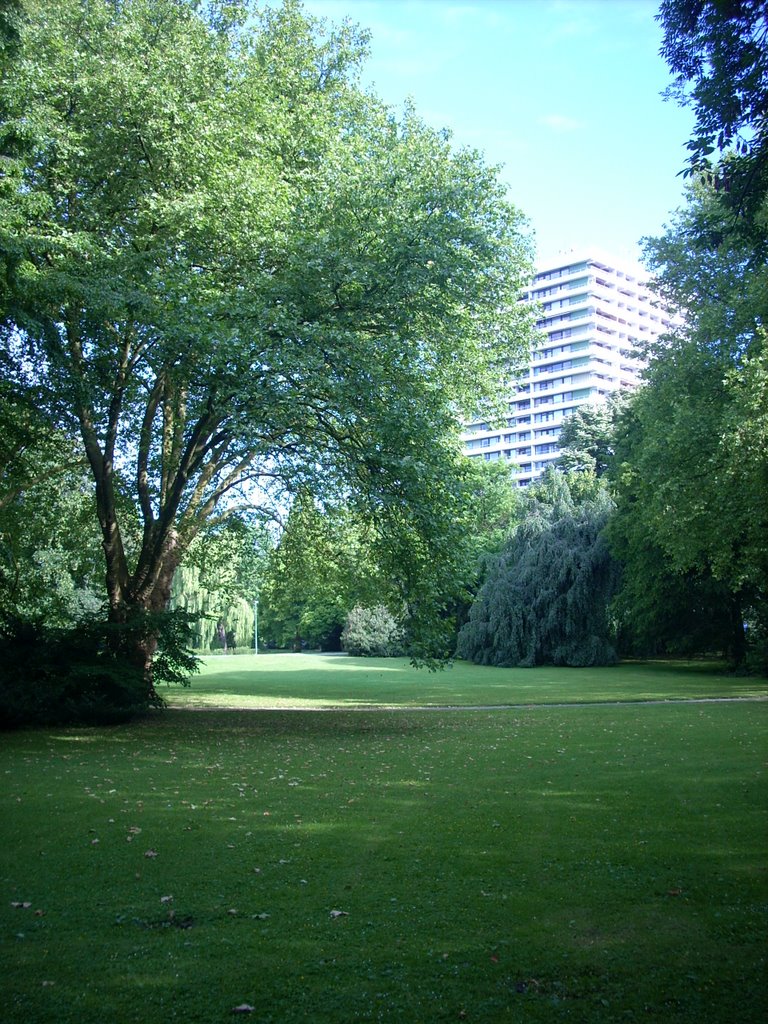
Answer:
[106, 538, 184, 701]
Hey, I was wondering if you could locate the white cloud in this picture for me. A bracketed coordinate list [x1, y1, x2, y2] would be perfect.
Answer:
[538, 113, 583, 132]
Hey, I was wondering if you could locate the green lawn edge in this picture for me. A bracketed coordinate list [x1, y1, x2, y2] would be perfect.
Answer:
[163, 653, 768, 710]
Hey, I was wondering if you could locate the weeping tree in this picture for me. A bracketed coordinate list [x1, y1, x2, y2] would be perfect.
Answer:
[457, 472, 620, 667]
[170, 519, 269, 650]
[0, 0, 535, 692]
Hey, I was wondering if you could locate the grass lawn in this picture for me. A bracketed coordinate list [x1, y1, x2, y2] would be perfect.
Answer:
[1, 661, 766, 1023]
[165, 652, 768, 709]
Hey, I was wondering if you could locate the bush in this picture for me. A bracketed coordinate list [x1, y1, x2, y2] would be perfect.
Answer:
[0, 610, 199, 728]
[342, 605, 405, 658]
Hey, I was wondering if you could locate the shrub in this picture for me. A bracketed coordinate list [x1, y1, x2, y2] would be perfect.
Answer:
[341, 605, 405, 658]
[0, 610, 199, 727]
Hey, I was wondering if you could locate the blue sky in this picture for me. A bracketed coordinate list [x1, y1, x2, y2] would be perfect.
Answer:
[302, 0, 695, 268]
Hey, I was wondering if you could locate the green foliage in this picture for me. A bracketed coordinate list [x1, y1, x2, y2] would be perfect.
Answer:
[0, 608, 199, 727]
[146, 608, 201, 689]
[457, 471, 620, 667]
[556, 400, 617, 477]
[623, 185, 768, 666]
[0, 380, 104, 625]
[0, 0, 25, 57]
[0, 437, 104, 626]
[259, 460, 521, 660]
[658, 0, 768, 246]
[609, 532, 742, 660]
[614, 9, 768, 671]
[259, 493, 374, 651]
[341, 604, 405, 658]
[0, 0, 535, 678]
[608, 388, 756, 665]
[170, 520, 269, 649]
[461, 457, 521, 567]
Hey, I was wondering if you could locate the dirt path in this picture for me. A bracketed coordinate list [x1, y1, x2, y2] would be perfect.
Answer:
[169, 695, 768, 712]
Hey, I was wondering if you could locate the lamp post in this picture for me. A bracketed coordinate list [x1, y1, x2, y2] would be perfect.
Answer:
[257, 593, 264, 655]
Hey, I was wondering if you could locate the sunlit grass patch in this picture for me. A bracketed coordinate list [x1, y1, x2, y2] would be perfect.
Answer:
[165, 653, 767, 709]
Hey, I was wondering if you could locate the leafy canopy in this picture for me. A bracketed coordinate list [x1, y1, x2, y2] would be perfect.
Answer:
[0, 0, 535, 666]
[658, 0, 768, 243]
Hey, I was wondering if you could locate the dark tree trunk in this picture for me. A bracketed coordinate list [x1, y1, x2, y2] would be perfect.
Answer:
[106, 537, 184, 700]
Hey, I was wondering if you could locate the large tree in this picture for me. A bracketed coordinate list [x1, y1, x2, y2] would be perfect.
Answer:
[610, 0, 768, 670]
[0, 0, 535, 685]
[608, 392, 751, 662]
[623, 183, 767, 666]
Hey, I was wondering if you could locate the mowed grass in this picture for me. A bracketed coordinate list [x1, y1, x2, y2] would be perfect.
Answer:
[165, 652, 767, 709]
[1, 663, 766, 1023]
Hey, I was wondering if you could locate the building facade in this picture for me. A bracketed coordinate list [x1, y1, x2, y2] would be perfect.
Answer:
[462, 251, 673, 486]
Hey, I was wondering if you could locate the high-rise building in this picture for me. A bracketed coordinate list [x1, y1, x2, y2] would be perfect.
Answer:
[462, 250, 674, 485]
